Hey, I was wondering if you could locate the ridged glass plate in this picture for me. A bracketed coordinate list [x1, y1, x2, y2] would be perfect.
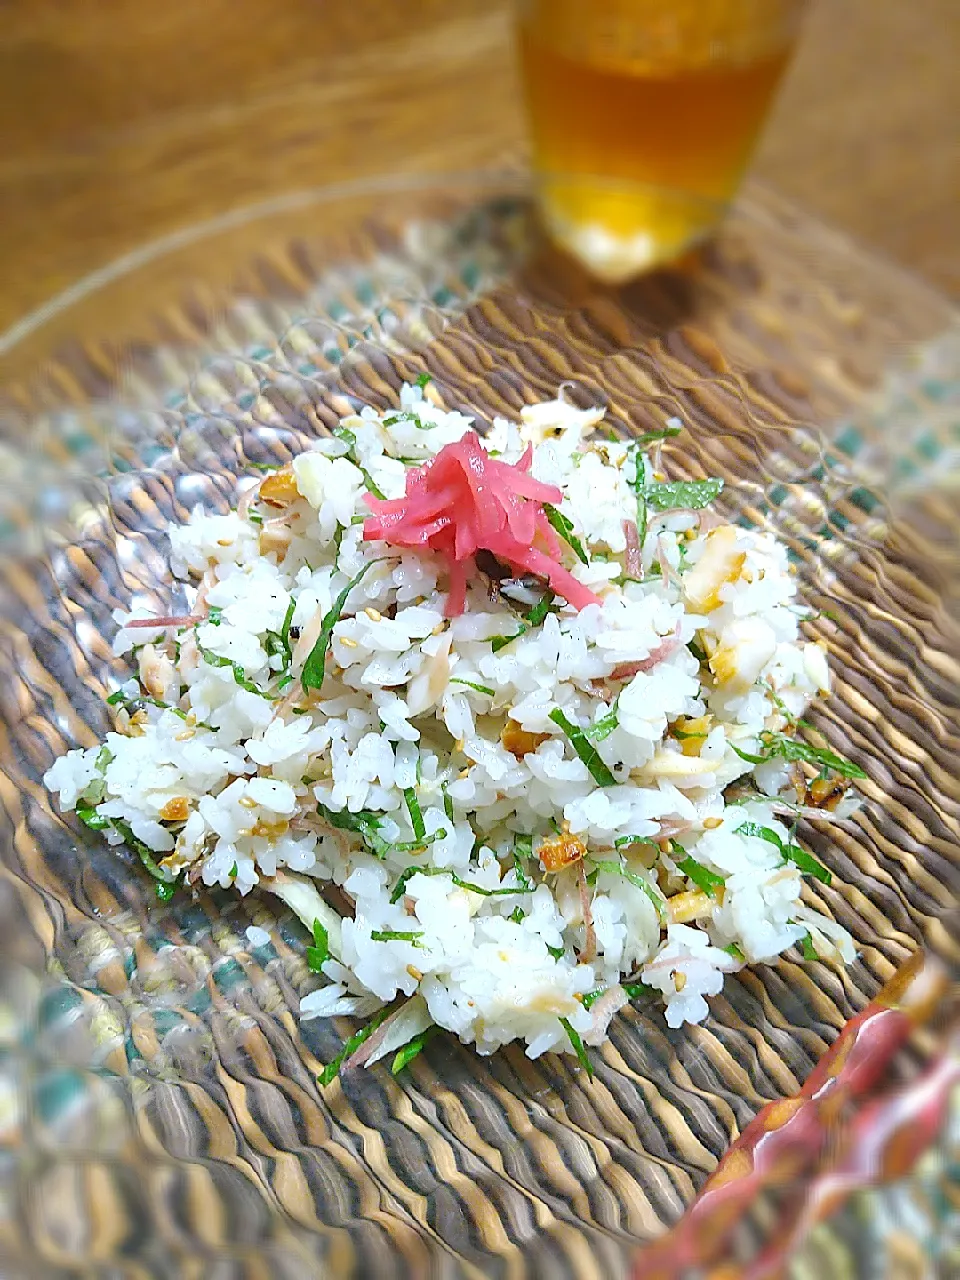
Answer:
[0, 171, 957, 1279]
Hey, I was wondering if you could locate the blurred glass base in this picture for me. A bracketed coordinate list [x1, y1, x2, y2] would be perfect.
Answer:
[535, 173, 725, 282]
[789, 1087, 960, 1280]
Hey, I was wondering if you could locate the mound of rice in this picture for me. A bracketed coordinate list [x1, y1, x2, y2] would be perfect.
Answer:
[45, 384, 859, 1074]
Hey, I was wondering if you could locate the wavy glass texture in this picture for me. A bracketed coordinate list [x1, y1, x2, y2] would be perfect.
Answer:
[0, 177, 957, 1279]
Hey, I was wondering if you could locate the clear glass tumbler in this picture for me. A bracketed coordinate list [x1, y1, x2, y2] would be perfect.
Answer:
[517, 0, 807, 281]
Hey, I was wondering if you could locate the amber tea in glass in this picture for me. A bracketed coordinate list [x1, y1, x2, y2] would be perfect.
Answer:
[518, 0, 805, 280]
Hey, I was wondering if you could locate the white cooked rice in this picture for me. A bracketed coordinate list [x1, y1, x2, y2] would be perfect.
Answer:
[45, 383, 857, 1067]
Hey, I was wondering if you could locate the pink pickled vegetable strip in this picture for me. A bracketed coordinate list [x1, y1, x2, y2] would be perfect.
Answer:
[362, 431, 600, 615]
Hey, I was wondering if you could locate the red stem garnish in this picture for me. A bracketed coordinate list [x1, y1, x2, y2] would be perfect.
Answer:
[124, 614, 203, 629]
[623, 518, 642, 580]
[576, 860, 596, 964]
[608, 623, 682, 681]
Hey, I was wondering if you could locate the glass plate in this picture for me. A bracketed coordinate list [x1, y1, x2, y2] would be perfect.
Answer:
[0, 170, 957, 1279]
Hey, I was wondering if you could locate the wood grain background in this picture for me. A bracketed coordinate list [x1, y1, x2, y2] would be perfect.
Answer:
[0, 0, 957, 365]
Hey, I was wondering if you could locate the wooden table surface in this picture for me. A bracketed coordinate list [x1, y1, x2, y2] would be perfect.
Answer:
[1, 0, 957, 372]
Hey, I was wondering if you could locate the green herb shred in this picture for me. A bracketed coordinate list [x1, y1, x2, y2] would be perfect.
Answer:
[333, 425, 387, 498]
[643, 477, 724, 511]
[301, 559, 382, 693]
[449, 677, 495, 696]
[491, 625, 528, 652]
[390, 865, 521, 905]
[383, 411, 429, 431]
[559, 1017, 593, 1078]
[543, 503, 588, 564]
[441, 781, 455, 823]
[526, 590, 555, 627]
[318, 1007, 393, 1087]
[687, 638, 708, 664]
[79, 745, 115, 806]
[627, 445, 648, 548]
[731, 732, 865, 779]
[391, 831, 445, 853]
[549, 707, 616, 787]
[622, 979, 648, 999]
[391, 1024, 438, 1074]
[317, 803, 392, 858]
[264, 631, 286, 663]
[633, 424, 683, 448]
[107, 690, 213, 729]
[734, 821, 832, 884]
[584, 697, 620, 742]
[279, 597, 296, 654]
[360, 468, 386, 500]
[674, 854, 725, 898]
[588, 858, 667, 921]
[76, 804, 108, 830]
[370, 929, 425, 947]
[512, 835, 534, 890]
[403, 787, 426, 841]
[318, 802, 444, 859]
[781, 843, 833, 884]
[197, 642, 274, 699]
[104, 817, 176, 888]
[306, 919, 330, 972]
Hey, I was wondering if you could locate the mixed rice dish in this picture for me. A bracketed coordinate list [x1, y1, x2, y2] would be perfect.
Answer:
[45, 383, 864, 1080]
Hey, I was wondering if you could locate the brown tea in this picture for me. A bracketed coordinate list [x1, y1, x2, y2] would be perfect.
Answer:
[518, 1, 800, 278]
